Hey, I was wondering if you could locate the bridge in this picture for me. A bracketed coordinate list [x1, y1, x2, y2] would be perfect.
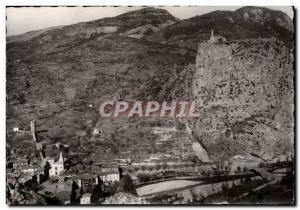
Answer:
[249, 167, 277, 181]
[249, 161, 293, 181]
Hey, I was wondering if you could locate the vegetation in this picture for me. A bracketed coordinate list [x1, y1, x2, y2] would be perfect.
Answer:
[70, 181, 79, 204]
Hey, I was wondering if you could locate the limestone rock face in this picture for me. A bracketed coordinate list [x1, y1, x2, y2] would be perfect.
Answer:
[191, 38, 294, 161]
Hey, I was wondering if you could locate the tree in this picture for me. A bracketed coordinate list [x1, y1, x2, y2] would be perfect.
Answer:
[6, 187, 11, 204]
[236, 166, 241, 173]
[155, 164, 161, 171]
[40, 161, 51, 183]
[162, 163, 168, 171]
[192, 155, 200, 163]
[7, 162, 13, 169]
[148, 166, 154, 172]
[118, 174, 136, 195]
[24, 175, 38, 191]
[91, 176, 104, 204]
[102, 39, 112, 50]
[80, 187, 84, 197]
[258, 162, 265, 168]
[44, 161, 51, 180]
[127, 168, 133, 174]
[70, 181, 78, 204]
[144, 27, 154, 36]
[118, 166, 124, 179]
[141, 165, 146, 172]
[221, 182, 229, 200]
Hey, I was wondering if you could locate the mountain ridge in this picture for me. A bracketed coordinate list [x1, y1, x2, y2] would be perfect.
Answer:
[7, 6, 293, 48]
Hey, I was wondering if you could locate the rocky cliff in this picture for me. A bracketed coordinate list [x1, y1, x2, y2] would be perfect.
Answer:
[190, 38, 294, 161]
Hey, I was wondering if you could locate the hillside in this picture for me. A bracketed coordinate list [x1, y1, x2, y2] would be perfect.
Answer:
[148, 6, 293, 49]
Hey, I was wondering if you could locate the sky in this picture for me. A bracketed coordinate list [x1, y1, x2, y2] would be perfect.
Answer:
[6, 6, 294, 36]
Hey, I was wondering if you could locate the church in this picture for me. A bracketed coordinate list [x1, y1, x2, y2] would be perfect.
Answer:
[48, 151, 64, 177]
[208, 29, 227, 43]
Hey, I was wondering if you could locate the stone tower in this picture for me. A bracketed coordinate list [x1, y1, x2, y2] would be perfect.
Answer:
[209, 29, 215, 42]
[30, 120, 37, 142]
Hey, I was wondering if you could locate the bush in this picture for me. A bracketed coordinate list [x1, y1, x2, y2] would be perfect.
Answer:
[101, 39, 113, 50]
[144, 28, 154, 36]
[118, 174, 136, 195]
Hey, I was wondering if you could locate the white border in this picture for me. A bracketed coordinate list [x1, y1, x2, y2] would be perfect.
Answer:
[1, 0, 298, 210]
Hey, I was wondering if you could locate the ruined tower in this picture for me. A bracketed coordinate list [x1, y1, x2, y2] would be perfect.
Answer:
[209, 29, 215, 42]
[30, 120, 37, 142]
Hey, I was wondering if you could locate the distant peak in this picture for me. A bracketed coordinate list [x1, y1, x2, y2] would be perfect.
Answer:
[117, 7, 176, 20]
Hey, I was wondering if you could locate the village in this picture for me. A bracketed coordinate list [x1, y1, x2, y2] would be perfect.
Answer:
[6, 116, 293, 205]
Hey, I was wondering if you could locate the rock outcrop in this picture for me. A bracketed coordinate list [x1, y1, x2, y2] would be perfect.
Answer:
[190, 38, 294, 161]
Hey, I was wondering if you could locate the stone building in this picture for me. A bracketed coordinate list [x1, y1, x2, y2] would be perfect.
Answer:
[80, 193, 92, 205]
[48, 152, 64, 177]
[208, 29, 226, 43]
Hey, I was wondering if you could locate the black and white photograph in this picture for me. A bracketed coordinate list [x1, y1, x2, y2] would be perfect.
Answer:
[5, 5, 295, 205]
